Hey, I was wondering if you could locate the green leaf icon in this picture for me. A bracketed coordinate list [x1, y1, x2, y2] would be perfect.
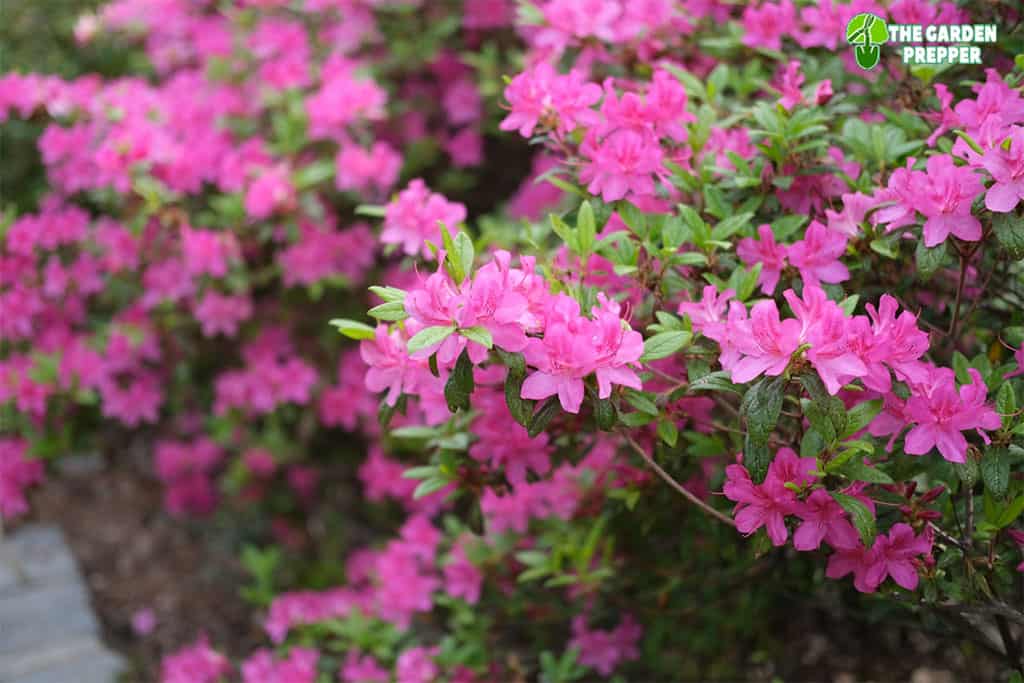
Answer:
[846, 13, 888, 70]
[855, 44, 881, 70]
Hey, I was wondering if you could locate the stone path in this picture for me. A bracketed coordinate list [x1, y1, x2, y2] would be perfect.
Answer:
[0, 525, 124, 683]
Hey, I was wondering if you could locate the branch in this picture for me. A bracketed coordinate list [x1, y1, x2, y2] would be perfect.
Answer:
[622, 434, 736, 527]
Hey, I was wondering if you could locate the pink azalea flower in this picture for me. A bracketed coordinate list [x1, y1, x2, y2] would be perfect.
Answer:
[160, 636, 231, 683]
[381, 179, 467, 259]
[912, 154, 984, 247]
[828, 524, 931, 593]
[787, 220, 849, 287]
[569, 614, 642, 676]
[590, 295, 644, 399]
[723, 448, 815, 546]
[499, 63, 600, 139]
[1005, 344, 1024, 379]
[981, 126, 1024, 213]
[521, 296, 599, 414]
[904, 368, 1001, 463]
[741, 0, 796, 51]
[0, 438, 44, 519]
[395, 646, 440, 683]
[340, 651, 390, 683]
[825, 192, 877, 237]
[360, 324, 428, 406]
[792, 489, 859, 551]
[444, 542, 483, 604]
[737, 224, 788, 294]
[728, 300, 802, 384]
[579, 129, 667, 202]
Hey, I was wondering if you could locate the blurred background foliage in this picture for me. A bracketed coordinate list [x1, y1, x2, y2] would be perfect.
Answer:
[1, 0, 147, 213]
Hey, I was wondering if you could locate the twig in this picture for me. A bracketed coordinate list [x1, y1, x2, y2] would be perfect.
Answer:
[622, 434, 736, 527]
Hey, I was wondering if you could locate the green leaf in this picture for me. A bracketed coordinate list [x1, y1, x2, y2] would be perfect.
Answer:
[841, 399, 882, 438]
[594, 396, 617, 431]
[657, 419, 679, 448]
[401, 464, 440, 479]
[329, 318, 376, 340]
[711, 212, 752, 241]
[953, 457, 979, 488]
[687, 371, 743, 396]
[995, 494, 1024, 528]
[528, 396, 561, 438]
[743, 436, 772, 484]
[354, 204, 387, 218]
[742, 376, 786, 444]
[800, 429, 826, 458]
[414, 477, 450, 499]
[453, 231, 475, 283]
[502, 357, 532, 427]
[993, 212, 1024, 260]
[830, 492, 877, 546]
[640, 331, 692, 362]
[915, 241, 947, 281]
[576, 200, 596, 257]
[549, 213, 577, 251]
[980, 447, 1009, 497]
[836, 459, 894, 484]
[368, 301, 409, 321]
[661, 216, 689, 251]
[293, 160, 335, 189]
[407, 325, 457, 355]
[368, 286, 407, 303]
[804, 396, 846, 445]
[624, 389, 659, 416]
[460, 326, 493, 349]
[996, 381, 1017, 419]
[444, 349, 475, 413]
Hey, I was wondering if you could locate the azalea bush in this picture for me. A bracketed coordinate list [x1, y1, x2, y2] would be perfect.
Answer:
[3, 0, 1024, 681]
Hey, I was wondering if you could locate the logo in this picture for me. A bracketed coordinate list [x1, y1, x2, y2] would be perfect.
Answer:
[846, 13, 889, 70]
[845, 16, 997, 70]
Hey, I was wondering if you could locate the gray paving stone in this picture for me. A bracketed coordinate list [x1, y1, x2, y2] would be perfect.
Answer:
[13, 646, 123, 683]
[0, 526, 78, 596]
[0, 526, 124, 683]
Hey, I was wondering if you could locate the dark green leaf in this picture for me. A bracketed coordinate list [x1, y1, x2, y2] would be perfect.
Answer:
[915, 241, 947, 280]
[993, 212, 1024, 260]
[841, 399, 882, 438]
[528, 396, 561, 438]
[444, 349, 475, 413]
[742, 376, 785, 444]
[836, 459, 894, 484]
[980, 447, 1009, 497]
[743, 436, 772, 484]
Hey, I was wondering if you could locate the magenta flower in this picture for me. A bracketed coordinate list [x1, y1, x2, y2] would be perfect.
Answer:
[360, 324, 427, 407]
[723, 448, 815, 546]
[787, 221, 849, 287]
[0, 438, 44, 519]
[784, 286, 868, 395]
[569, 614, 642, 677]
[381, 179, 467, 259]
[729, 300, 802, 384]
[741, 0, 796, 51]
[825, 192, 877, 237]
[981, 126, 1024, 212]
[830, 523, 931, 593]
[521, 296, 598, 414]
[579, 129, 667, 202]
[160, 636, 232, 683]
[904, 368, 1001, 463]
[1005, 344, 1024, 379]
[590, 295, 644, 399]
[499, 63, 600, 139]
[395, 646, 440, 683]
[443, 542, 483, 604]
[912, 154, 984, 247]
[737, 224, 788, 294]
[792, 489, 858, 551]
